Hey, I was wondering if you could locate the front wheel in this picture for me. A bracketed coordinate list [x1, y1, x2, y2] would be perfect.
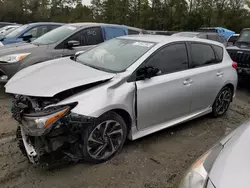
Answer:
[82, 112, 127, 163]
[212, 86, 232, 117]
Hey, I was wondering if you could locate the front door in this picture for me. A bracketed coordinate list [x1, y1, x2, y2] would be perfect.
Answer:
[136, 43, 193, 130]
[62, 27, 104, 57]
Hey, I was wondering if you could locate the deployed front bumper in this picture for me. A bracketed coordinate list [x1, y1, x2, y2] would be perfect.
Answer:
[21, 127, 39, 164]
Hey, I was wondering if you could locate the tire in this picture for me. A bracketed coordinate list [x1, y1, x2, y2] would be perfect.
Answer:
[212, 86, 232, 117]
[16, 126, 27, 157]
[81, 111, 127, 164]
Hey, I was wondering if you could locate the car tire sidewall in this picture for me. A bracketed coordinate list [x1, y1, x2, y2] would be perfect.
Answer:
[81, 111, 127, 164]
[212, 86, 232, 117]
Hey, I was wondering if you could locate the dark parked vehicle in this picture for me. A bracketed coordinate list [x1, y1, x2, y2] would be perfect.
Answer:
[0, 22, 63, 46]
[172, 32, 228, 46]
[0, 23, 143, 83]
[0, 22, 16, 28]
[227, 34, 239, 46]
[227, 28, 250, 77]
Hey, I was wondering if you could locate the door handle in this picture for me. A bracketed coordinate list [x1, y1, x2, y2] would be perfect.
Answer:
[183, 79, 193, 85]
[216, 72, 224, 77]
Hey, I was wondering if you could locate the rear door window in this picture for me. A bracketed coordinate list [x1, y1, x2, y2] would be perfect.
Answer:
[146, 43, 188, 75]
[190, 43, 217, 68]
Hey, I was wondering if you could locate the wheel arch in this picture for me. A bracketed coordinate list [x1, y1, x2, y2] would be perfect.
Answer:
[223, 83, 235, 101]
[109, 109, 133, 132]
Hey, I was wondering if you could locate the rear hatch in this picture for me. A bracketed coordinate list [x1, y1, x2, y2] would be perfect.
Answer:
[227, 49, 250, 68]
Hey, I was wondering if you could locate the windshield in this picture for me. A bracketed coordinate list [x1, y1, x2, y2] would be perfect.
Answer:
[5, 25, 28, 38]
[173, 32, 198, 37]
[32, 25, 78, 45]
[237, 31, 250, 43]
[77, 38, 155, 72]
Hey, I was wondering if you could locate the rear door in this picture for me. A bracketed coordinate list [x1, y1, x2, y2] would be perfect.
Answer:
[136, 43, 192, 130]
[187, 42, 225, 113]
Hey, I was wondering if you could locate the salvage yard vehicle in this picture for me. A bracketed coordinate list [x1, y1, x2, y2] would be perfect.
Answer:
[173, 32, 228, 46]
[0, 22, 16, 29]
[6, 35, 237, 165]
[0, 22, 63, 46]
[227, 34, 239, 46]
[0, 25, 21, 36]
[0, 23, 142, 83]
[197, 27, 235, 40]
[179, 120, 250, 188]
[227, 28, 250, 78]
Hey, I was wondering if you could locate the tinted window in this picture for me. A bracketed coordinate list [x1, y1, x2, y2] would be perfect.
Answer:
[190, 43, 216, 67]
[212, 45, 223, 62]
[228, 35, 238, 42]
[128, 29, 140, 35]
[69, 27, 103, 46]
[24, 26, 49, 38]
[238, 30, 250, 42]
[146, 43, 188, 74]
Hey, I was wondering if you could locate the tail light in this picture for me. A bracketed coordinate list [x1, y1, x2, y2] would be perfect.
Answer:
[232, 61, 238, 69]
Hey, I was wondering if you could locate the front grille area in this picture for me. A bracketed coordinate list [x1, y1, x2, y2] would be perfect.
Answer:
[228, 50, 250, 68]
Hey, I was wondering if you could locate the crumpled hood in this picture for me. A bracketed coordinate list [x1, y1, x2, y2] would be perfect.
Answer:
[5, 57, 116, 97]
[209, 122, 250, 188]
[0, 42, 46, 56]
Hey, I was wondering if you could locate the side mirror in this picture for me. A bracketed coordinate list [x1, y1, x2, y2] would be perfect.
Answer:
[66, 40, 80, 49]
[137, 66, 161, 80]
[75, 50, 85, 56]
[70, 50, 86, 61]
[21, 33, 32, 41]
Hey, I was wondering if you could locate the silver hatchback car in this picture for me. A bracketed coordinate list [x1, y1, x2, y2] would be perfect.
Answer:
[6, 35, 238, 164]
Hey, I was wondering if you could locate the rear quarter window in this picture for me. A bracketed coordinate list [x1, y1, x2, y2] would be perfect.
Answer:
[212, 45, 223, 62]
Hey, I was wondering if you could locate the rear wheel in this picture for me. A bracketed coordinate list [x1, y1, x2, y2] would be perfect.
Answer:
[212, 86, 232, 117]
[82, 112, 127, 163]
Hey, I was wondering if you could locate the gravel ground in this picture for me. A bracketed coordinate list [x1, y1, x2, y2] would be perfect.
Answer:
[1, 83, 250, 188]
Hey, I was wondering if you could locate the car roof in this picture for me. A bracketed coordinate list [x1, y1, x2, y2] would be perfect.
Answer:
[27, 22, 64, 26]
[175, 32, 200, 35]
[119, 35, 225, 47]
[68, 22, 127, 28]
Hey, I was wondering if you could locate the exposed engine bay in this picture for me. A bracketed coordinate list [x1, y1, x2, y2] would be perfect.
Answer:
[12, 85, 98, 165]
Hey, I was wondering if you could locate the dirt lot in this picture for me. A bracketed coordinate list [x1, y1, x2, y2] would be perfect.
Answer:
[1, 83, 250, 188]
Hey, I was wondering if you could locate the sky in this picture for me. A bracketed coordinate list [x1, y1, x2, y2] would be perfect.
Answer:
[82, 0, 91, 5]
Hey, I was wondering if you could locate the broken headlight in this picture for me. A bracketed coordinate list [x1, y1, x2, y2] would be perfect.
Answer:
[179, 144, 223, 188]
[21, 106, 71, 136]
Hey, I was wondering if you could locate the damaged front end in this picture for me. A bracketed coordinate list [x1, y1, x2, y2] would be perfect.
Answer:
[12, 95, 94, 165]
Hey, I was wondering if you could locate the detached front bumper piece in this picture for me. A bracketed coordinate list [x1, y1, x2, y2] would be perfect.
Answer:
[21, 127, 39, 164]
